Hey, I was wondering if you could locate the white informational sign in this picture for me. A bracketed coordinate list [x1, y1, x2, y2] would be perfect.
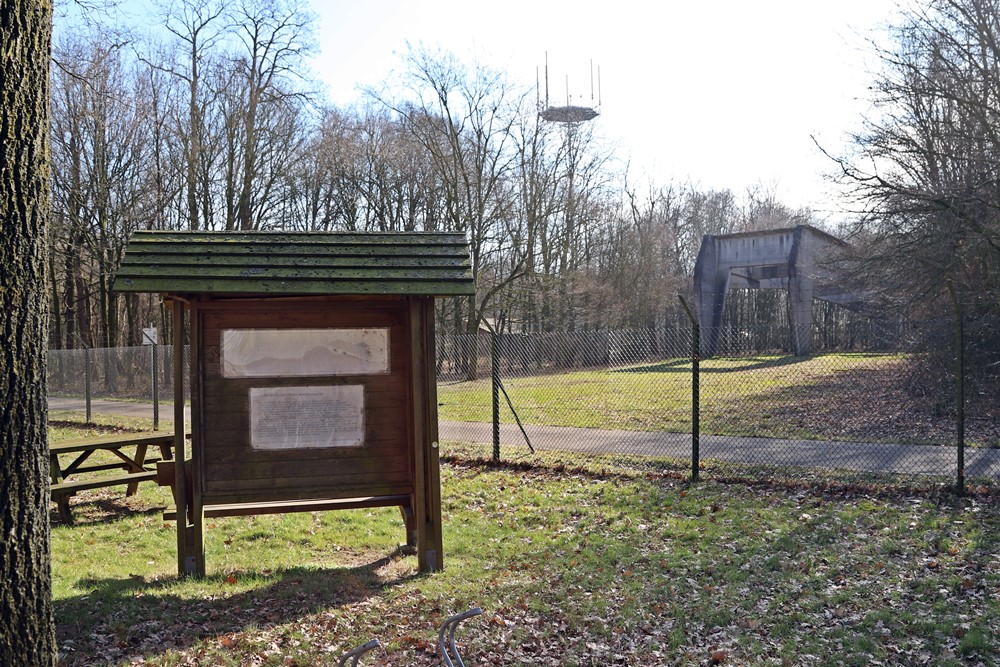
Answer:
[249, 385, 364, 449]
[141, 327, 157, 345]
[222, 328, 389, 378]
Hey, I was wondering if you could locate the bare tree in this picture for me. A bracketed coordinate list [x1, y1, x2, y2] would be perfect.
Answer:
[377, 46, 528, 337]
[50, 38, 93, 349]
[229, 0, 314, 230]
[158, 0, 225, 230]
[50, 35, 157, 356]
[832, 0, 1000, 311]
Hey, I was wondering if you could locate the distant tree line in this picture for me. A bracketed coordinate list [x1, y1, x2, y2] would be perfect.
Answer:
[53, 0, 1000, 361]
[47, 0, 829, 351]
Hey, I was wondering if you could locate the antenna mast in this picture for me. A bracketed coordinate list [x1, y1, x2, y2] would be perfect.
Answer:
[544, 52, 550, 109]
[537, 53, 601, 124]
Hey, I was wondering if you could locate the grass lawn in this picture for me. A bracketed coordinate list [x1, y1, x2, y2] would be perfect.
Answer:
[49, 416, 999, 666]
[439, 353, 1000, 446]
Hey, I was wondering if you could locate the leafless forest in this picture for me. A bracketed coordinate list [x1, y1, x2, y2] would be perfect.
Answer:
[50, 0, 999, 382]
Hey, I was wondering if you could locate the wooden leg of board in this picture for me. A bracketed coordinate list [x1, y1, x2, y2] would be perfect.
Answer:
[56, 495, 73, 524]
[126, 443, 149, 496]
[412, 297, 444, 573]
[192, 479, 205, 576]
[172, 298, 191, 577]
[182, 526, 199, 576]
[422, 441, 444, 573]
[400, 505, 417, 547]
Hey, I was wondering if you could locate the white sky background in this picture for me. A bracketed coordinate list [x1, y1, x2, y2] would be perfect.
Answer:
[306, 0, 904, 222]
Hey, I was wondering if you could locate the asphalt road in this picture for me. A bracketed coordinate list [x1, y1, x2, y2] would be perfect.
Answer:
[48, 397, 1000, 480]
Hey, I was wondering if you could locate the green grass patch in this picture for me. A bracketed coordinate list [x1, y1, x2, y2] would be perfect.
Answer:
[49, 411, 172, 440]
[439, 353, 1000, 447]
[51, 444, 999, 666]
[440, 353, 896, 437]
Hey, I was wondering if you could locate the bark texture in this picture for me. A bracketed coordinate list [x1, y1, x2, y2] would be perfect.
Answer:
[0, 1, 56, 665]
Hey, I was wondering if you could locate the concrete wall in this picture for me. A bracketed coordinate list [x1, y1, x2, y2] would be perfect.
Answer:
[693, 225, 853, 356]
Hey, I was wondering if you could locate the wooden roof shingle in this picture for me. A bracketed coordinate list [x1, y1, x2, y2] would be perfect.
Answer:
[112, 231, 475, 297]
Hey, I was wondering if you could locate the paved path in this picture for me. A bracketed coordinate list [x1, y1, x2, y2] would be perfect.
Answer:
[444, 422, 1000, 479]
[49, 398, 1000, 480]
[49, 397, 187, 423]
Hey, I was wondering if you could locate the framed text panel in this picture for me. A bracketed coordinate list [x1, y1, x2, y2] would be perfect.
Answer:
[222, 328, 389, 378]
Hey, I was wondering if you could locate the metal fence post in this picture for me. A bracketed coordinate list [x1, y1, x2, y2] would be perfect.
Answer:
[491, 330, 500, 461]
[84, 346, 92, 424]
[677, 296, 700, 481]
[690, 319, 701, 482]
[948, 282, 965, 495]
[152, 341, 159, 430]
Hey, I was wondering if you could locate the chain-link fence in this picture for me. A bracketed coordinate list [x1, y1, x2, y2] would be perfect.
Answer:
[48, 344, 190, 427]
[46, 317, 1000, 492]
[437, 319, 999, 493]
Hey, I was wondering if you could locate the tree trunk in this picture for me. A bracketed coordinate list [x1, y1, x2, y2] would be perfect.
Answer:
[0, 1, 57, 664]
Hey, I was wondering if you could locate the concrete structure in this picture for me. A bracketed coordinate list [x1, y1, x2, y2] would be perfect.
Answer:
[693, 225, 857, 356]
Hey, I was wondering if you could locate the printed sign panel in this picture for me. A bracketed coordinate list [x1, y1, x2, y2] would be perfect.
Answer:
[249, 385, 365, 449]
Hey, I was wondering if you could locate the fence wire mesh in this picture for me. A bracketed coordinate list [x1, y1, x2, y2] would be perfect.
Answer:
[437, 329, 693, 473]
[45, 318, 1000, 492]
[48, 345, 190, 406]
[438, 322, 999, 491]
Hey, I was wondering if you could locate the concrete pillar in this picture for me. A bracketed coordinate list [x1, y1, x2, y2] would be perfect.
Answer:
[692, 225, 847, 358]
[787, 227, 815, 356]
[693, 235, 728, 356]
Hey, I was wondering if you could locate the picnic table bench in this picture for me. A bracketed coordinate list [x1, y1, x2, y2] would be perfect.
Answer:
[50, 431, 175, 523]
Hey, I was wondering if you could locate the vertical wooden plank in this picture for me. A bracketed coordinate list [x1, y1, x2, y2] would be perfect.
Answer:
[421, 297, 444, 571]
[408, 298, 430, 571]
[171, 298, 189, 577]
[189, 299, 206, 576]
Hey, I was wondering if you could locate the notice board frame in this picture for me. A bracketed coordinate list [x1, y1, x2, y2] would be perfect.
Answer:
[170, 294, 443, 577]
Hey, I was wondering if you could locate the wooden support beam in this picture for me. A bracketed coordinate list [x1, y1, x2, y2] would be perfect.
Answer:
[410, 296, 443, 572]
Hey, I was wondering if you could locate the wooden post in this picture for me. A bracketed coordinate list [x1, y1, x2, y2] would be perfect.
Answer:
[410, 297, 443, 572]
[422, 298, 444, 571]
[171, 299, 190, 576]
[189, 300, 206, 576]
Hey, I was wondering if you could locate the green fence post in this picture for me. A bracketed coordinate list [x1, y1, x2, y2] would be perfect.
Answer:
[678, 296, 700, 482]
[491, 330, 500, 461]
[948, 282, 965, 495]
[84, 346, 92, 424]
[152, 341, 159, 431]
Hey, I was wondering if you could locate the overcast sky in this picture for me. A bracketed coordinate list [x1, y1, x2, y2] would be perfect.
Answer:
[306, 0, 905, 220]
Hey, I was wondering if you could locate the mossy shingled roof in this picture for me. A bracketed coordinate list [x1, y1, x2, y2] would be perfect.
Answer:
[112, 231, 475, 296]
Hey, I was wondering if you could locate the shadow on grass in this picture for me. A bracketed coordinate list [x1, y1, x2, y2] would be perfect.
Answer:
[614, 352, 899, 375]
[49, 496, 169, 528]
[55, 547, 418, 666]
[699, 356, 1000, 451]
[613, 355, 811, 374]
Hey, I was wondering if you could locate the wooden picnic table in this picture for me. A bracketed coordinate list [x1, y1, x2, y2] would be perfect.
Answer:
[49, 431, 175, 523]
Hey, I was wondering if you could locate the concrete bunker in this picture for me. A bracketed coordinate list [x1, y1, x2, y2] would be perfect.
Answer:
[693, 225, 858, 356]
